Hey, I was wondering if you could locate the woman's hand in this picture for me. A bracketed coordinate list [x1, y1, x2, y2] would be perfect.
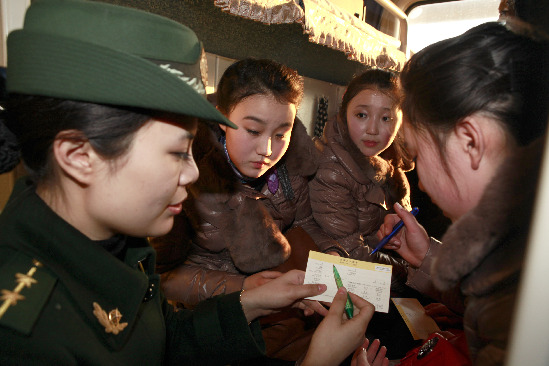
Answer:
[240, 269, 328, 322]
[243, 270, 282, 290]
[300, 287, 375, 366]
[351, 339, 389, 366]
[377, 202, 430, 267]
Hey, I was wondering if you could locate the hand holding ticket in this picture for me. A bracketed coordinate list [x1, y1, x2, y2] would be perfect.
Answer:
[303, 251, 392, 313]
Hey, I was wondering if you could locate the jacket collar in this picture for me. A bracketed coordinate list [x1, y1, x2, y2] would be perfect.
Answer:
[2, 180, 153, 349]
[432, 138, 544, 293]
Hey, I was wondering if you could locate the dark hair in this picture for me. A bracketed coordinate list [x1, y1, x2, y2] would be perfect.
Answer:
[400, 22, 549, 152]
[4, 94, 151, 182]
[216, 58, 304, 115]
[339, 68, 413, 170]
[0, 115, 19, 174]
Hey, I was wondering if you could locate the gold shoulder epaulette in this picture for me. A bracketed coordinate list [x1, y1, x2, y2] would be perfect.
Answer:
[0, 251, 57, 335]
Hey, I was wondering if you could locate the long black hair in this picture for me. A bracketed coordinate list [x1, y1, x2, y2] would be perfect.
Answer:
[401, 22, 549, 151]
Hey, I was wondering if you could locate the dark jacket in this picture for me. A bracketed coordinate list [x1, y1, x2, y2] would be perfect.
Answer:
[152, 119, 340, 307]
[0, 179, 265, 365]
[406, 138, 544, 365]
[309, 116, 411, 288]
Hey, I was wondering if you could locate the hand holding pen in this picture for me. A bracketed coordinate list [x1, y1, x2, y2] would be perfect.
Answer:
[333, 265, 354, 319]
[300, 287, 376, 366]
[374, 203, 430, 267]
[371, 207, 419, 255]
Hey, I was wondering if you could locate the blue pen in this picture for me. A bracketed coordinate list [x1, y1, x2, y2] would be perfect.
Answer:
[371, 207, 419, 255]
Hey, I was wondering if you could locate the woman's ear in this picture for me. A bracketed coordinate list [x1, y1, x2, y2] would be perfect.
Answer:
[52, 130, 96, 185]
[454, 116, 485, 170]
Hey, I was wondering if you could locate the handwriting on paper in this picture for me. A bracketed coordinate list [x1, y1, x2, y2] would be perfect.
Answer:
[303, 251, 392, 313]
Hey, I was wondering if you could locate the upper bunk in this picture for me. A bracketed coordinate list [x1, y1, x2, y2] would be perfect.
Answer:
[102, 0, 407, 86]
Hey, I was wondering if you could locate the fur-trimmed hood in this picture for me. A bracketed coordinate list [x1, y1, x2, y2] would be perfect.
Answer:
[432, 138, 545, 293]
[319, 115, 410, 209]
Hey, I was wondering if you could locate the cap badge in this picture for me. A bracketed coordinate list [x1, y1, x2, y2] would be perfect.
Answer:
[199, 48, 208, 92]
[160, 64, 205, 95]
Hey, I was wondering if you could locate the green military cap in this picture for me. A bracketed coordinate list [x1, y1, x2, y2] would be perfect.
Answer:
[7, 0, 237, 128]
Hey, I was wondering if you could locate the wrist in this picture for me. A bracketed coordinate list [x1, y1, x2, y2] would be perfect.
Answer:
[240, 288, 267, 323]
[410, 240, 433, 268]
[239, 289, 252, 325]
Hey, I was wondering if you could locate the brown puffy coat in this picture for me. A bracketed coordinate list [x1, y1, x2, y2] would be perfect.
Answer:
[406, 138, 543, 365]
[151, 119, 339, 307]
[309, 116, 411, 288]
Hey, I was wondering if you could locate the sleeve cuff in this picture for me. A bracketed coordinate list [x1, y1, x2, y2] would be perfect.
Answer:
[193, 291, 266, 359]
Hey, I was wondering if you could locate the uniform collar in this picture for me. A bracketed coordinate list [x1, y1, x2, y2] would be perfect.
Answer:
[2, 180, 154, 350]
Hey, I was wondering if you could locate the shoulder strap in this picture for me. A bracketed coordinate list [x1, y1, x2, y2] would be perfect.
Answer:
[0, 251, 57, 335]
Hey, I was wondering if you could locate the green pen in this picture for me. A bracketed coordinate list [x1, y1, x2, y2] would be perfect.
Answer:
[332, 265, 354, 319]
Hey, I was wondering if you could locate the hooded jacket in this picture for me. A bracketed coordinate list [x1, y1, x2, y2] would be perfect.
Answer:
[309, 116, 411, 288]
[406, 137, 544, 365]
[152, 119, 340, 307]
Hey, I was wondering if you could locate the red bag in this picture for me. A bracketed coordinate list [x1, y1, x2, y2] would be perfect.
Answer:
[397, 331, 472, 366]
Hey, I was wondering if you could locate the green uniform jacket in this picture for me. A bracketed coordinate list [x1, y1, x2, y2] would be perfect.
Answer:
[0, 179, 265, 365]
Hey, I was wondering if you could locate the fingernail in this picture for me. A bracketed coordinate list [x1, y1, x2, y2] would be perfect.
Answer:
[318, 284, 327, 292]
[337, 287, 346, 294]
[395, 202, 403, 210]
